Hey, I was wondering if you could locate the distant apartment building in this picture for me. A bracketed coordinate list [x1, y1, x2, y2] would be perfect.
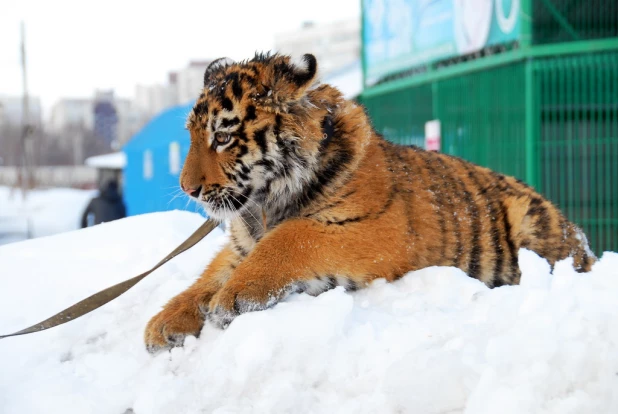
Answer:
[274, 19, 361, 78]
[176, 60, 213, 104]
[0, 94, 43, 128]
[48, 91, 140, 164]
[135, 72, 179, 121]
[133, 60, 213, 125]
[49, 98, 94, 132]
[113, 97, 141, 148]
[93, 90, 118, 148]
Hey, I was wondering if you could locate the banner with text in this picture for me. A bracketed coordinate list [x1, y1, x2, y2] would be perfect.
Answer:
[363, 0, 521, 83]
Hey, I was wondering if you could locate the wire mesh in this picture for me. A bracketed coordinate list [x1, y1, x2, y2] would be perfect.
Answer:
[361, 83, 432, 147]
[535, 51, 618, 255]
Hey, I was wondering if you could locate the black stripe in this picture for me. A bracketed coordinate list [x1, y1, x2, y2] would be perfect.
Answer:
[304, 188, 360, 218]
[296, 144, 352, 208]
[221, 117, 240, 128]
[452, 160, 482, 279]
[345, 279, 358, 291]
[236, 144, 248, 157]
[193, 101, 208, 116]
[467, 165, 504, 281]
[492, 278, 506, 288]
[226, 139, 239, 151]
[326, 276, 338, 290]
[228, 188, 250, 210]
[227, 73, 243, 100]
[237, 170, 249, 181]
[470, 169, 504, 280]
[434, 156, 462, 268]
[274, 115, 282, 138]
[241, 72, 257, 87]
[254, 158, 275, 170]
[558, 219, 570, 261]
[421, 152, 447, 262]
[324, 186, 395, 226]
[500, 199, 519, 282]
[230, 235, 249, 257]
[488, 203, 505, 280]
[320, 115, 335, 150]
[253, 127, 268, 154]
[222, 97, 234, 111]
[245, 105, 257, 121]
[527, 198, 551, 250]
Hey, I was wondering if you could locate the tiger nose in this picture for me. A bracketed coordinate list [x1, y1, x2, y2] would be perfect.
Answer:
[182, 184, 202, 199]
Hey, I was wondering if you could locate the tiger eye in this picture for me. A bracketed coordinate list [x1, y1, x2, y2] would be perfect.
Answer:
[214, 132, 231, 145]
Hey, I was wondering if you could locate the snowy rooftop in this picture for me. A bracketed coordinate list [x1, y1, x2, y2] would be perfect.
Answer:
[0, 211, 617, 413]
[84, 152, 127, 169]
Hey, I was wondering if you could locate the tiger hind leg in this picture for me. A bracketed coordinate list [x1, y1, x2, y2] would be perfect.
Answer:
[512, 195, 596, 273]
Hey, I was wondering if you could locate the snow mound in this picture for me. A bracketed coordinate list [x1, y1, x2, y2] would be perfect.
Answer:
[0, 211, 617, 414]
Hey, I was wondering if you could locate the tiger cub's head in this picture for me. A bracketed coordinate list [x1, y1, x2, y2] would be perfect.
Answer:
[181, 52, 340, 221]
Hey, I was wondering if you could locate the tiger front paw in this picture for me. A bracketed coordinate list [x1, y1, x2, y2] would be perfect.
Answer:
[144, 301, 206, 353]
[208, 278, 292, 329]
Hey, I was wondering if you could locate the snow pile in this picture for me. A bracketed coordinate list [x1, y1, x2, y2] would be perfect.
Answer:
[0, 211, 617, 414]
[0, 186, 96, 243]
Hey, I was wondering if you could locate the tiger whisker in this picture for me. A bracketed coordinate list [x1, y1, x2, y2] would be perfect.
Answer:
[223, 196, 252, 231]
[226, 191, 263, 230]
[228, 188, 262, 211]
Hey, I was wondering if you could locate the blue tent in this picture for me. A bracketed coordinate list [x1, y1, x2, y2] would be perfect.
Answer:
[122, 103, 204, 217]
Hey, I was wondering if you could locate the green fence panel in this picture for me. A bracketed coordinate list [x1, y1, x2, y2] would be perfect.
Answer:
[360, 83, 432, 147]
[532, 0, 618, 45]
[437, 63, 527, 180]
[535, 51, 618, 255]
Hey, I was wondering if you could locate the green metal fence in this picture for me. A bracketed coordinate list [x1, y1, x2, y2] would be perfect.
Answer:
[360, 48, 618, 255]
[362, 84, 432, 147]
[535, 52, 618, 255]
[436, 63, 527, 180]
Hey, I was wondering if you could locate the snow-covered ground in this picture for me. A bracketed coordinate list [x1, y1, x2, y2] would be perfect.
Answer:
[0, 186, 96, 244]
[0, 210, 617, 414]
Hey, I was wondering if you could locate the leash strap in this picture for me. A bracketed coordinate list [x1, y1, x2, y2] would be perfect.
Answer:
[0, 219, 218, 340]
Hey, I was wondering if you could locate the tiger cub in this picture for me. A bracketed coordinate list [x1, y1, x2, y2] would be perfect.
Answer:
[144, 53, 595, 352]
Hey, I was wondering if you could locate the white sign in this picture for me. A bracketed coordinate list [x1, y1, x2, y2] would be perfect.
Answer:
[169, 142, 181, 175]
[425, 120, 441, 152]
[143, 150, 153, 180]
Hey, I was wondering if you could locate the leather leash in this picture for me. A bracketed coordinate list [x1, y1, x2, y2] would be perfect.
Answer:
[0, 218, 218, 340]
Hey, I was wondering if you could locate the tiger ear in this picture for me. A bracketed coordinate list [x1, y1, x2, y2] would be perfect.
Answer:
[259, 53, 318, 111]
[203, 57, 235, 87]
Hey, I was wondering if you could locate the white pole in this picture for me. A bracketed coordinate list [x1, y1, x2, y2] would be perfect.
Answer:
[20, 21, 32, 200]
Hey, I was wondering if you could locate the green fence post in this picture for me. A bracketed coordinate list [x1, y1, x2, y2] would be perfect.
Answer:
[521, 0, 538, 189]
[524, 59, 539, 190]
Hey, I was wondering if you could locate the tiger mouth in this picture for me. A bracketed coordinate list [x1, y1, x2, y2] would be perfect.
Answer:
[199, 188, 253, 220]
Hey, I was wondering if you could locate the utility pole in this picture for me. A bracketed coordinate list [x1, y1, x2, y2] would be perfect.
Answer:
[20, 21, 34, 200]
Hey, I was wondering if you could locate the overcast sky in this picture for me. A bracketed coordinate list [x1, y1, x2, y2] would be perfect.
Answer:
[0, 0, 360, 114]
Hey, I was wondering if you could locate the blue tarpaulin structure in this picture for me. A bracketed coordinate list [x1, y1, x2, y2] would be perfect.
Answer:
[122, 102, 204, 217]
